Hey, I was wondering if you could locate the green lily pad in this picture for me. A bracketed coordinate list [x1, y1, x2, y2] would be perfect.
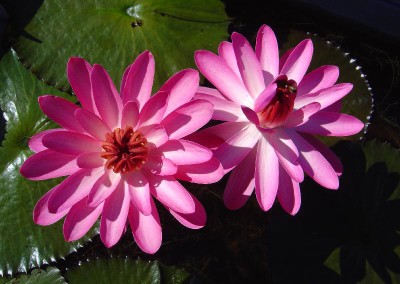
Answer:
[12, 0, 229, 92]
[65, 258, 189, 284]
[2, 267, 65, 284]
[283, 31, 373, 145]
[0, 50, 95, 275]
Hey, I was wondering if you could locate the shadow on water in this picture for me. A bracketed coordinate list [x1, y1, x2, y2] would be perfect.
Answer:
[266, 141, 400, 283]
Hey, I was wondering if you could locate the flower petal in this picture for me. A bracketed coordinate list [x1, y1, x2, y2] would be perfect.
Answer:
[100, 182, 130, 248]
[215, 123, 261, 172]
[42, 131, 100, 156]
[77, 152, 104, 168]
[144, 155, 178, 176]
[174, 157, 224, 184]
[255, 137, 279, 211]
[128, 198, 162, 254]
[29, 129, 65, 153]
[63, 197, 103, 241]
[277, 165, 301, 215]
[253, 83, 277, 112]
[160, 69, 199, 117]
[224, 146, 256, 210]
[158, 139, 212, 165]
[121, 51, 155, 107]
[218, 41, 241, 79]
[280, 39, 313, 83]
[241, 106, 260, 125]
[126, 171, 151, 216]
[288, 130, 339, 189]
[20, 149, 78, 181]
[195, 50, 253, 107]
[294, 83, 353, 110]
[255, 24, 279, 86]
[75, 108, 111, 141]
[91, 64, 123, 129]
[138, 91, 169, 128]
[48, 168, 104, 213]
[168, 194, 206, 229]
[295, 111, 364, 136]
[232, 32, 265, 98]
[161, 99, 213, 140]
[284, 102, 321, 128]
[33, 187, 69, 225]
[144, 126, 169, 148]
[87, 170, 121, 207]
[67, 57, 96, 113]
[39, 95, 85, 132]
[297, 65, 339, 97]
[121, 101, 139, 130]
[148, 175, 195, 214]
[279, 47, 294, 72]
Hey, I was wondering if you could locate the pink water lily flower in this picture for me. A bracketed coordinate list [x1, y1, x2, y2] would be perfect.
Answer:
[193, 25, 364, 214]
[20, 51, 223, 254]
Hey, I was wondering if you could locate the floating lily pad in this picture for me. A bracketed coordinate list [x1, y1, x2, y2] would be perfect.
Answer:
[0, 50, 95, 275]
[2, 267, 65, 284]
[65, 258, 189, 284]
[283, 31, 373, 144]
[12, 0, 229, 92]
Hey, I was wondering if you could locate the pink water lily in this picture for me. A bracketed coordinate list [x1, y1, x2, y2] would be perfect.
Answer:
[193, 25, 364, 214]
[20, 51, 223, 254]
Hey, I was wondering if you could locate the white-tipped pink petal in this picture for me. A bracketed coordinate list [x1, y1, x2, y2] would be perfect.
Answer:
[302, 134, 343, 176]
[33, 187, 69, 225]
[214, 123, 260, 172]
[29, 129, 66, 153]
[158, 139, 212, 165]
[91, 64, 123, 129]
[195, 50, 253, 107]
[20, 149, 78, 181]
[48, 168, 104, 214]
[194, 92, 246, 122]
[174, 157, 224, 184]
[297, 65, 339, 97]
[145, 126, 169, 148]
[128, 198, 162, 254]
[284, 102, 321, 128]
[126, 171, 151, 216]
[144, 155, 177, 176]
[42, 131, 100, 156]
[77, 152, 104, 168]
[255, 137, 279, 211]
[253, 83, 277, 112]
[138, 91, 169, 128]
[294, 83, 353, 110]
[161, 99, 213, 140]
[121, 101, 139, 130]
[280, 39, 313, 83]
[100, 182, 130, 248]
[255, 24, 279, 85]
[218, 41, 241, 79]
[267, 130, 304, 182]
[169, 194, 206, 229]
[87, 170, 121, 207]
[289, 130, 339, 189]
[148, 175, 195, 214]
[67, 57, 96, 113]
[75, 108, 111, 141]
[121, 51, 155, 107]
[277, 165, 301, 215]
[232, 32, 265, 98]
[39, 96, 85, 132]
[63, 197, 103, 242]
[160, 69, 200, 117]
[295, 111, 364, 136]
[223, 146, 256, 210]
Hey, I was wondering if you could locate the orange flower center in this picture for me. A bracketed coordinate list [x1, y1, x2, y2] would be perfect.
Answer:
[101, 126, 148, 174]
[258, 76, 297, 128]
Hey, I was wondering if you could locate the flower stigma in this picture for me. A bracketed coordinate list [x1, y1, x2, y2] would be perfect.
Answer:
[258, 75, 297, 128]
[101, 126, 149, 174]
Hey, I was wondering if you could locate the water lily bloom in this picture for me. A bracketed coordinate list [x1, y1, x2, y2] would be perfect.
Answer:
[193, 25, 364, 214]
[20, 51, 223, 254]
